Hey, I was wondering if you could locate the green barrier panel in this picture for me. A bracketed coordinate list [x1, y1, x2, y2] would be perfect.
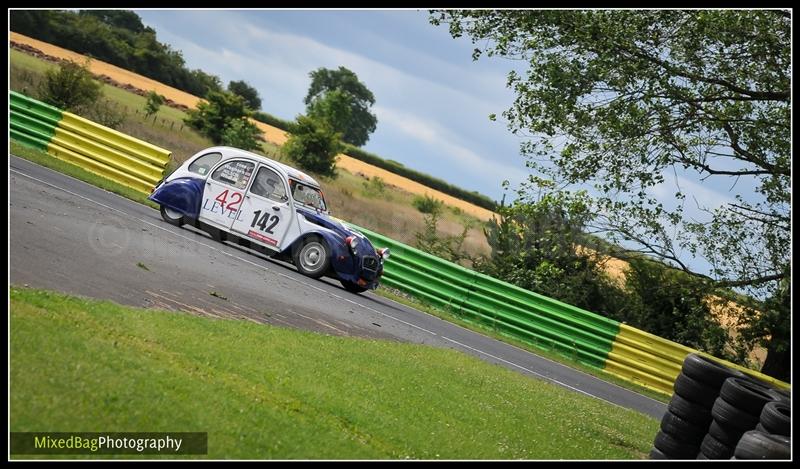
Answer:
[349, 223, 620, 369]
[10, 90, 64, 124]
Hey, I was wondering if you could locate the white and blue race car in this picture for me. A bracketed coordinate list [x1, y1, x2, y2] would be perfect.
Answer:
[149, 146, 389, 293]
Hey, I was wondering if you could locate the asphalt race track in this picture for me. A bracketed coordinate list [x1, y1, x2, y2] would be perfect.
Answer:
[9, 155, 667, 419]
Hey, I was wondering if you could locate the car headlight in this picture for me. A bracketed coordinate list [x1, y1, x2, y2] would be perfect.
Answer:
[345, 236, 359, 250]
[377, 247, 390, 260]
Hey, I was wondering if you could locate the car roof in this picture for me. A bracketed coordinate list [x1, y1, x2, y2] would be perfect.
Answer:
[204, 146, 322, 188]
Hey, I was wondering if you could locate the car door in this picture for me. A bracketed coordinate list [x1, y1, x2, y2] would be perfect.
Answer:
[199, 158, 255, 230]
[230, 164, 293, 250]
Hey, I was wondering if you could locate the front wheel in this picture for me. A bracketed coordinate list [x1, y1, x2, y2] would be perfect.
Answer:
[293, 237, 330, 279]
[160, 205, 184, 226]
[340, 280, 368, 294]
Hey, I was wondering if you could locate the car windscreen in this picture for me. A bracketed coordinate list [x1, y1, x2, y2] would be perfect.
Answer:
[289, 179, 327, 212]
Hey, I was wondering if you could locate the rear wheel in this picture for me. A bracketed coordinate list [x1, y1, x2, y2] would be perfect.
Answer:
[341, 280, 368, 294]
[160, 205, 184, 226]
[293, 237, 330, 279]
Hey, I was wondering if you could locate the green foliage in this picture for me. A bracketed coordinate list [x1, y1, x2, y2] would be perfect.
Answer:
[281, 115, 342, 178]
[38, 59, 101, 111]
[83, 97, 127, 129]
[432, 10, 790, 378]
[221, 118, 263, 152]
[144, 90, 165, 119]
[414, 209, 474, 265]
[621, 258, 734, 360]
[252, 111, 293, 131]
[476, 183, 626, 316]
[184, 90, 250, 144]
[304, 66, 377, 147]
[228, 80, 262, 110]
[361, 176, 388, 199]
[343, 143, 497, 211]
[412, 194, 444, 214]
[10, 10, 224, 98]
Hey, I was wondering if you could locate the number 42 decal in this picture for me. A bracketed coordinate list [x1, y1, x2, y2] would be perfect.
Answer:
[251, 210, 280, 234]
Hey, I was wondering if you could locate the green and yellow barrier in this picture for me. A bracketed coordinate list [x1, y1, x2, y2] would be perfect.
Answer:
[350, 223, 790, 396]
[9, 91, 170, 194]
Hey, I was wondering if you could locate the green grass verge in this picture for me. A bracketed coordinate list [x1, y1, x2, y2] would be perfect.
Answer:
[10, 141, 158, 210]
[10, 286, 658, 460]
[373, 286, 672, 404]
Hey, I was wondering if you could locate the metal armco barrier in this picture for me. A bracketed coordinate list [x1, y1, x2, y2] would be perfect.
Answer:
[349, 223, 790, 395]
[10, 91, 170, 194]
[349, 224, 621, 370]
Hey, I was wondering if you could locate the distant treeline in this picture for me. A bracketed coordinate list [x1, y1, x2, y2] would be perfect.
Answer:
[11, 9, 499, 212]
[10, 10, 224, 98]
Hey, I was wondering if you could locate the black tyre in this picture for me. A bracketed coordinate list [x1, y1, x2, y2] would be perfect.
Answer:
[293, 237, 330, 279]
[649, 447, 667, 460]
[673, 373, 719, 407]
[755, 423, 767, 433]
[719, 377, 776, 415]
[759, 400, 790, 436]
[700, 433, 735, 460]
[681, 353, 747, 389]
[733, 430, 790, 460]
[708, 420, 745, 447]
[711, 396, 760, 431]
[160, 205, 184, 226]
[653, 431, 700, 459]
[668, 394, 713, 427]
[340, 279, 368, 294]
[660, 411, 707, 443]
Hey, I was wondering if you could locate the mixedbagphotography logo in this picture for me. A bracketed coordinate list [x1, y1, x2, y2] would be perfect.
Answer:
[10, 432, 208, 455]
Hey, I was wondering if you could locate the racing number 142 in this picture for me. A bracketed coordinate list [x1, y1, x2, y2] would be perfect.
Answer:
[251, 210, 280, 234]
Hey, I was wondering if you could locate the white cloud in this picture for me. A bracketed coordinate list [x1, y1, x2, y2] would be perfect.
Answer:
[375, 105, 527, 187]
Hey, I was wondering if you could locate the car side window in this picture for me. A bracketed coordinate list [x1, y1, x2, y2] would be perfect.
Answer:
[211, 160, 255, 190]
[187, 152, 222, 176]
[250, 166, 288, 203]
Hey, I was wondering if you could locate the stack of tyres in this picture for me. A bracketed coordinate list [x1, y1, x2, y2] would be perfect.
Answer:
[650, 354, 745, 459]
[733, 399, 791, 459]
[702, 377, 779, 459]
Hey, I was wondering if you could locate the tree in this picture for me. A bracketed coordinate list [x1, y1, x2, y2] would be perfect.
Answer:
[221, 118, 263, 152]
[477, 180, 626, 316]
[307, 89, 353, 137]
[430, 10, 790, 379]
[38, 59, 101, 112]
[281, 115, 342, 178]
[228, 80, 262, 111]
[304, 66, 377, 147]
[184, 90, 250, 144]
[144, 90, 165, 120]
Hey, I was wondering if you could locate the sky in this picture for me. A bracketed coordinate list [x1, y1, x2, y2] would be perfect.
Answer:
[134, 9, 767, 277]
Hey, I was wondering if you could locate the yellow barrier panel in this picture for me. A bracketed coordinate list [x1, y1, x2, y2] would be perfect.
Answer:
[605, 324, 694, 395]
[60, 113, 171, 167]
[52, 128, 163, 185]
[605, 324, 790, 396]
[46, 142, 153, 194]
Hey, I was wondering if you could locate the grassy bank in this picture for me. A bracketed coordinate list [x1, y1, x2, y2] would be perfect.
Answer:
[10, 287, 658, 459]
